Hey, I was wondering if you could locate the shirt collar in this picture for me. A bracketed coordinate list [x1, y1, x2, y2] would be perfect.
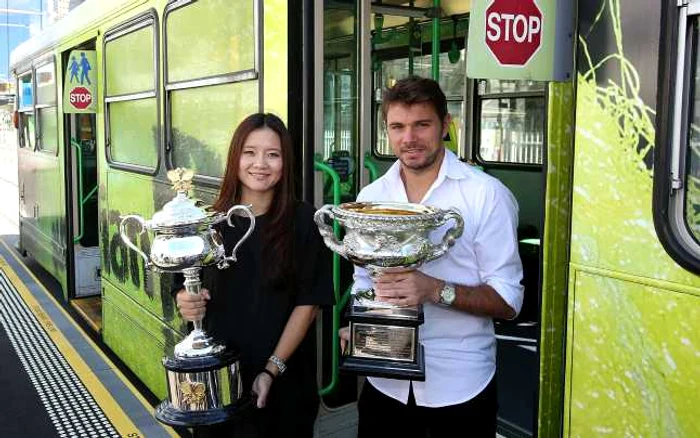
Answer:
[384, 149, 467, 203]
[385, 148, 467, 187]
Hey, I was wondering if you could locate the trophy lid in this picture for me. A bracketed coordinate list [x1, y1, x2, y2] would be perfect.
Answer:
[151, 192, 207, 227]
[150, 168, 209, 228]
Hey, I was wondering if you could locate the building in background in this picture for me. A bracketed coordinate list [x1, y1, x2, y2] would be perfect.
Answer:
[0, 0, 84, 125]
[0, 0, 85, 95]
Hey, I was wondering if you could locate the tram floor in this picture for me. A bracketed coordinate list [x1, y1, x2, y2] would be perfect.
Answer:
[71, 296, 102, 332]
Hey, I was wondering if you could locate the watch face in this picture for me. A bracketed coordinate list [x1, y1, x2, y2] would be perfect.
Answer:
[441, 284, 456, 305]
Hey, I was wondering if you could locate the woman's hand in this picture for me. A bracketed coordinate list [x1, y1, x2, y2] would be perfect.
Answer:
[252, 371, 274, 408]
[175, 288, 210, 321]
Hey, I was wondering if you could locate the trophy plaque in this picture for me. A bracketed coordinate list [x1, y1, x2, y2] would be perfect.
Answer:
[119, 168, 255, 427]
[315, 202, 463, 380]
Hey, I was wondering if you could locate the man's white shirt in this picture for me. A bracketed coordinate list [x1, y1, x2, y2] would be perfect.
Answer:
[353, 149, 524, 407]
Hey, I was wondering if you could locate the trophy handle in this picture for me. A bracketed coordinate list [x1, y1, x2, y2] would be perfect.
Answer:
[426, 208, 464, 262]
[314, 204, 347, 258]
[119, 215, 151, 268]
[219, 204, 256, 267]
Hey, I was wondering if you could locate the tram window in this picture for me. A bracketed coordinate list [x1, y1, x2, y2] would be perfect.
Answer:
[37, 107, 58, 154]
[18, 73, 33, 110]
[36, 61, 57, 155]
[165, 0, 255, 83]
[475, 79, 545, 166]
[164, 0, 259, 180]
[653, 2, 700, 272]
[105, 26, 155, 96]
[17, 72, 34, 149]
[686, 21, 700, 245]
[170, 82, 257, 178]
[19, 113, 35, 149]
[374, 51, 466, 158]
[104, 17, 158, 171]
[35, 62, 56, 106]
[108, 100, 158, 166]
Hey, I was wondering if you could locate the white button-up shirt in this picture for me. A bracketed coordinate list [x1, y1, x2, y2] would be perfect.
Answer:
[353, 149, 524, 407]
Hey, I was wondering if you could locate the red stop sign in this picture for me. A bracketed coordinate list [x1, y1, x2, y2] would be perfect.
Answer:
[69, 87, 93, 110]
[485, 0, 543, 66]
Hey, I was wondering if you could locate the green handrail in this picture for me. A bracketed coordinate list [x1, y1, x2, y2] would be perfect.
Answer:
[71, 139, 98, 244]
[364, 151, 379, 182]
[432, 0, 441, 81]
[314, 156, 342, 396]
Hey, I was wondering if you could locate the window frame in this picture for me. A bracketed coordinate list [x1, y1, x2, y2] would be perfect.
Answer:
[34, 56, 59, 156]
[470, 79, 547, 171]
[102, 9, 161, 175]
[163, 0, 261, 187]
[654, 0, 700, 273]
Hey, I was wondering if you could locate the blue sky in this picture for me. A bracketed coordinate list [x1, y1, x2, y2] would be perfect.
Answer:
[1, 1, 45, 83]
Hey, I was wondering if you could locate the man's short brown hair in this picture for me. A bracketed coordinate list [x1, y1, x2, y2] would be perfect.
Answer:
[381, 76, 448, 122]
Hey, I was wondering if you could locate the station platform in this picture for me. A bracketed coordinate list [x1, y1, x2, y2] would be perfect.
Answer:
[0, 237, 178, 438]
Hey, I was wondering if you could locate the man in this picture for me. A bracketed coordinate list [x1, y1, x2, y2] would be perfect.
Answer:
[342, 76, 524, 437]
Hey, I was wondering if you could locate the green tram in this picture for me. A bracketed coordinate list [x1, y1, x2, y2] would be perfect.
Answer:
[9, 0, 700, 436]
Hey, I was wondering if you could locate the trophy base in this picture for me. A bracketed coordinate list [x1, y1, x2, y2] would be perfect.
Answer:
[344, 302, 425, 381]
[157, 348, 250, 427]
[341, 344, 425, 381]
[155, 396, 252, 427]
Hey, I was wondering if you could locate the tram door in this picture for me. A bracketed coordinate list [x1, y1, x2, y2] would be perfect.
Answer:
[316, 1, 542, 436]
[62, 43, 101, 331]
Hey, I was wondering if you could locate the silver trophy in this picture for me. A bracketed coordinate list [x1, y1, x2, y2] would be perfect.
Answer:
[119, 168, 255, 427]
[315, 201, 463, 380]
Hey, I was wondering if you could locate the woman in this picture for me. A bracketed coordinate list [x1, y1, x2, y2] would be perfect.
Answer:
[175, 113, 333, 437]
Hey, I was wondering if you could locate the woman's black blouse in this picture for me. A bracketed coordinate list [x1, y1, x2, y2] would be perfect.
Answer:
[176, 201, 333, 434]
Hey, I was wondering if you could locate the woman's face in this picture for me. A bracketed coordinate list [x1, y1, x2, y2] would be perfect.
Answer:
[238, 127, 283, 198]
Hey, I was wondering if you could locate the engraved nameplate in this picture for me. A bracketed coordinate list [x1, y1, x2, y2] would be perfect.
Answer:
[351, 323, 416, 362]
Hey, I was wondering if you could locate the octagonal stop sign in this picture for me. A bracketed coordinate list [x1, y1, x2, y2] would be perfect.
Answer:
[485, 0, 543, 66]
[69, 87, 93, 110]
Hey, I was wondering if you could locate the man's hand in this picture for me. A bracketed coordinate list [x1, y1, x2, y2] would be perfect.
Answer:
[175, 288, 210, 321]
[373, 270, 442, 306]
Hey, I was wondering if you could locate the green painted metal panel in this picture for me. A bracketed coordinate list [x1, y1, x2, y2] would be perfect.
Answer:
[105, 24, 154, 96]
[538, 81, 575, 437]
[108, 99, 158, 168]
[171, 81, 258, 177]
[566, 1, 700, 436]
[567, 269, 700, 436]
[262, 0, 287, 118]
[166, 0, 255, 82]
[103, 279, 184, 399]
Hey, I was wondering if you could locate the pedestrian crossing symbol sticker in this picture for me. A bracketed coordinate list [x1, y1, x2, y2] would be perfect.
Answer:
[64, 50, 96, 113]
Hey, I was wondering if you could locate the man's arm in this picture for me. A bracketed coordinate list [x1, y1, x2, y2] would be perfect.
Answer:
[373, 271, 516, 319]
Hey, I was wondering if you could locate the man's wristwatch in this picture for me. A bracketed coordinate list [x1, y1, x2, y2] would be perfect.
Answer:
[268, 355, 287, 374]
[438, 282, 456, 307]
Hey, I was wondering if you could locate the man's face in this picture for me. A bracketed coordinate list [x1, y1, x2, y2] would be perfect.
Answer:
[385, 102, 450, 172]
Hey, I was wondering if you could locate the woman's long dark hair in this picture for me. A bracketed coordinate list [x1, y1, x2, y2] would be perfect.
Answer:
[213, 113, 296, 282]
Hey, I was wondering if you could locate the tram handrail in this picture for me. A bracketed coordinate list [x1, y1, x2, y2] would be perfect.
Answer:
[314, 156, 343, 396]
[71, 139, 97, 244]
[364, 151, 378, 183]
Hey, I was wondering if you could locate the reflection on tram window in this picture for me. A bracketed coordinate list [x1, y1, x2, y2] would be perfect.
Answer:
[19, 113, 35, 149]
[375, 51, 466, 158]
[684, 19, 700, 244]
[477, 79, 545, 165]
